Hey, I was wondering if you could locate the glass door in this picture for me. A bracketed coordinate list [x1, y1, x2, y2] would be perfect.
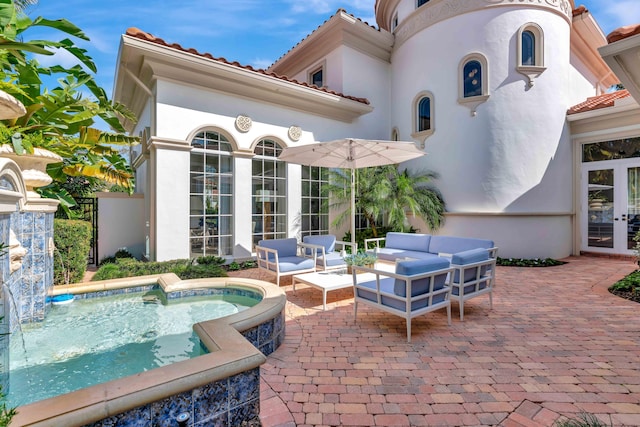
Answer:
[585, 168, 614, 249]
[583, 162, 640, 254]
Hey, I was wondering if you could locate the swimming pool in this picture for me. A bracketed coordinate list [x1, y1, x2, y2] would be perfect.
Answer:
[8, 275, 286, 427]
[9, 289, 259, 406]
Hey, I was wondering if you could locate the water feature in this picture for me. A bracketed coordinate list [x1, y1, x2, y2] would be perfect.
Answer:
[8, 288, 259, 407]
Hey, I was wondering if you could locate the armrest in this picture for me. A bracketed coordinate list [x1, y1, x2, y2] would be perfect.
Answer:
[487, 247, 499, 259]
[352, 264, 453, 299]
[336, 240, 357, 254]
[364, 237, 385, 250]
[298, 242, 323, 261]
[255, 245, 280, 270]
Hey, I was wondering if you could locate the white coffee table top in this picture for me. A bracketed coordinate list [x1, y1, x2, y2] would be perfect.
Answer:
[292, 264, 394, 310]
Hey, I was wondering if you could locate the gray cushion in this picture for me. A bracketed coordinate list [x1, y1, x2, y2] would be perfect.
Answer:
[451, 248, 489, 265]
[385, 232, 431, 252]
[275, 256, 315, 273]
[428, 236, 493, 255]
[394, 258, 450, 298]
[258, 238, 298, 258]
[451, 248, 490, 283]
[318, 252, 346, 267]
[373, 248, 439, 262]
[303, 235, 336, 254]
[357, 276, 446, 312]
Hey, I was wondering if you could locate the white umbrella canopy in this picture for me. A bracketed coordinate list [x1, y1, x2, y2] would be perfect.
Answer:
[279, 138, 426, 250]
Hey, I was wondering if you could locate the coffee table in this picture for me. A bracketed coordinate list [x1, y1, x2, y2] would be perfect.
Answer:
[292, 265, 393, 310]
[292, 269, 358, 310]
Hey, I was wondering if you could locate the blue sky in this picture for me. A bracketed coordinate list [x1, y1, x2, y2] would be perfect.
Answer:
[24, 0, 640, 100]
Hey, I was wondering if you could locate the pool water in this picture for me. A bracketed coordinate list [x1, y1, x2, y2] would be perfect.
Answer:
[8, 291, 257, 407]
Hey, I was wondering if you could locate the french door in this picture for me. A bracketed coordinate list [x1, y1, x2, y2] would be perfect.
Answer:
[582, 160, 640, 254]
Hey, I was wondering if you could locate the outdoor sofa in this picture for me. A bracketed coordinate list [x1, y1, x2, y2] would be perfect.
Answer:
[365, 232, 497, 320]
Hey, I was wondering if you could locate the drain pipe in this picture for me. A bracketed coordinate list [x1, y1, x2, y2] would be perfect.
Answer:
[176, 412, 190, 427]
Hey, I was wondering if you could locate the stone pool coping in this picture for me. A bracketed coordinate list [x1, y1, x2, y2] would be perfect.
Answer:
[11, 274, 286, 427]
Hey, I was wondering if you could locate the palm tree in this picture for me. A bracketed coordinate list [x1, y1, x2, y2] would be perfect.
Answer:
[386, 167, 445, 231]
[325, 165, 445, 237]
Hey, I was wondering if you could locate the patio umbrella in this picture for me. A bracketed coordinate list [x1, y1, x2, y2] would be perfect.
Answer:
[279, 138, 425, 250]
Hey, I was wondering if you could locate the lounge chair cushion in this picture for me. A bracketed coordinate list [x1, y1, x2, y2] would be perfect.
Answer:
[356, 278, 437, 311]
[428, 236, 493, 256]
[375, 248, 440, 262]
[275, 256, 316, 273]
[385, 232, 431, 252]
[393, 258, 450, 298]
[258, 238, 298, 258]
[303, 235, 336, 254]
[318, 252, 346, 268]
[451, 248, 489, 283]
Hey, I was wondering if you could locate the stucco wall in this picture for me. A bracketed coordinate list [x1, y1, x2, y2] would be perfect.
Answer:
[390, 6, 577, 257]
[96, 192, 145, 261]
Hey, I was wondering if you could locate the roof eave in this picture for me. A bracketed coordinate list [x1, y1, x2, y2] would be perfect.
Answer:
[115, 35, 373, 127]
[571, 10, 618, 89]
[269, 10, 393, 77]
[599, 32, 640, 105]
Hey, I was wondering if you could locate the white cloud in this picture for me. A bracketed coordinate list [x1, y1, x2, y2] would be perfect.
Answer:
[251, 58, 274, 70]
[34, 47, 83, 69]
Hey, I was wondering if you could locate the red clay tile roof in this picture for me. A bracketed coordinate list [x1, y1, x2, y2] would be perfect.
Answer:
[567, 90, 631, 115]
[572, 5, 588, 17]
[607, 24, 640, 43]
[270, 8, 381, 68]
[125, 27, 370, 105]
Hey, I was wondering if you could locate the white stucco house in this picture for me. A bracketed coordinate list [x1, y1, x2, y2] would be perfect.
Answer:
[112, 0, 640, 262]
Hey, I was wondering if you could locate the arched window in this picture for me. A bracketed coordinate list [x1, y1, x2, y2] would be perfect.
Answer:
[463, 60, 483, 98]
[418, 97, 431, 131]
[189, 130, 234, 257]
[252, 139, 287, 247]
[412, 92, 435, 145]
[458, 53, 489, 116]
[521, 30, 535, 66]
[516, 23, 545, 88]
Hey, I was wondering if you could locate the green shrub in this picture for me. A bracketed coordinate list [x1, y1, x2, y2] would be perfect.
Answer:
[609, 270, 640, 293]
[99, 247, 135, 266]
[92, 263, 125, 281]
[227, 261, 241, 271]
[91, 257, 227, 281]
[54, 219, 92, 285]
[497, 257, 566, 267]
[241, 260, 256, 269]
[195, 255, 225, 266]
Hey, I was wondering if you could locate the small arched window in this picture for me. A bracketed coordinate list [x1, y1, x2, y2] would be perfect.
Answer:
[418, 97, 431, 131]
[516, 23, 545, 88]
[463, 60, 483, 98]
[521, 30, 535, 66]
[412, 91, 435, 144]
[458, 53, 489, 116]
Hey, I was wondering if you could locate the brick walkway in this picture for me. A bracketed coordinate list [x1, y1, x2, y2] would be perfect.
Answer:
[231, 256, 640, 426]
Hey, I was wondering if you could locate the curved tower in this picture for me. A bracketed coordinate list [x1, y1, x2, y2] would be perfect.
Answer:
[378, 0, 578, 258]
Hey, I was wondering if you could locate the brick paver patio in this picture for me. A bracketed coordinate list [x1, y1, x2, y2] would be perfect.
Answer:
[232, 256, 640, 426]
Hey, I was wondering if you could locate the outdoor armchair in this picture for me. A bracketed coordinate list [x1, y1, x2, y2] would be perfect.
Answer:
[302, 234, 357, 270]
[352, 257, 453, 342]
[448, 248, 497, 320]
[256, 238, 317, 286]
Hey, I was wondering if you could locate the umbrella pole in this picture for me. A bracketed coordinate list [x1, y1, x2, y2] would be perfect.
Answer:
[351, 168, 356, 253]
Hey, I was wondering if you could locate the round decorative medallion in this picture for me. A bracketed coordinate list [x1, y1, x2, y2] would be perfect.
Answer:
[288, 126, 302, 142]
[235, 114, 252, 133]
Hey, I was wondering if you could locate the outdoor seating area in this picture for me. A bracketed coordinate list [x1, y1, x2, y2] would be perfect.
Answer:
[243, 256, 640, 427]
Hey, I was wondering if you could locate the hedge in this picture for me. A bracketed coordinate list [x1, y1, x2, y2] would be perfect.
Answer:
[54, 219, 92, 285]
